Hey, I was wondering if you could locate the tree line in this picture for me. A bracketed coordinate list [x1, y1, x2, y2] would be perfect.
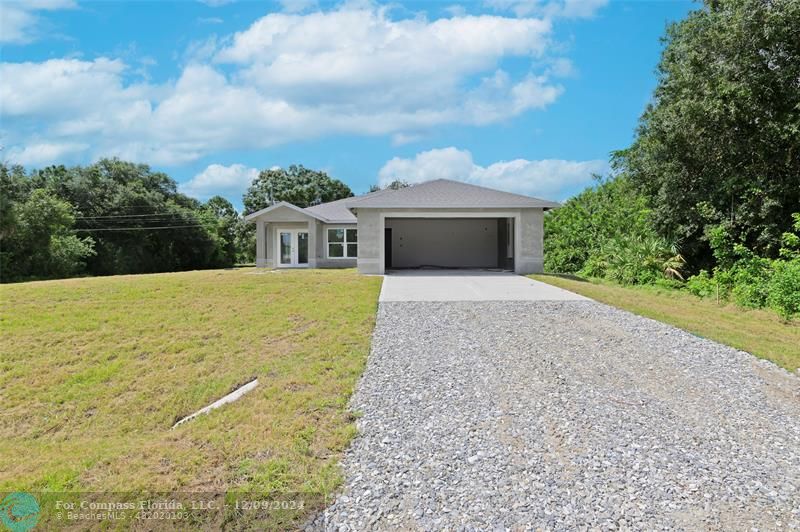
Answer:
[0, 161, 355, 283]
[545, 0, 800, 319]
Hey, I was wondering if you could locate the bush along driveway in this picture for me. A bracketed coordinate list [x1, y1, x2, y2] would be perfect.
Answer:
[318, 294, 800, 529]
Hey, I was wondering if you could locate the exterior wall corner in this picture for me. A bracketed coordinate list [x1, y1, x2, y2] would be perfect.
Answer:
[355, 209, 383, 274]
[516, 208, 544, 275]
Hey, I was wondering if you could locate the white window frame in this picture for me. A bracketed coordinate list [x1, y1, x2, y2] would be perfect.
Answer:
[326, 226, 358, 259]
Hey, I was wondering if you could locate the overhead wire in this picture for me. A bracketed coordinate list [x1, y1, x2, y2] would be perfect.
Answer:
[72, 225, 206, 232]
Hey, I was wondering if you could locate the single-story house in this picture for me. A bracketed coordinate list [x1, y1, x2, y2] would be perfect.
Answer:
[244, 179, 559, 275]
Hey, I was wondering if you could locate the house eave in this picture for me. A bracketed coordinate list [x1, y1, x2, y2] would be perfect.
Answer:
[344, 203, 560, 210]
[244, 201, 329, 223]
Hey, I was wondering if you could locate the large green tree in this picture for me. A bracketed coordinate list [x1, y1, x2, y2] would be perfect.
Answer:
[1, 159, 246, 281]
[1, 188, 95, 281]
[243, 165, 353, 213]
[617, 0, 800, 270]
[202, 196, 239, 266]
[44, 159, 228, 275]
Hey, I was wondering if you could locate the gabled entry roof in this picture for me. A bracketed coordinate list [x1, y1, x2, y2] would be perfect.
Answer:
[344, 179, 560, 210]
[243, 201, 327, 222]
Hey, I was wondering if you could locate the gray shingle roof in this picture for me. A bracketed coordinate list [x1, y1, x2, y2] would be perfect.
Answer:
[248, 179, 558, 223]
[343, 179, 559, 209]
[303, 197, 357, 223]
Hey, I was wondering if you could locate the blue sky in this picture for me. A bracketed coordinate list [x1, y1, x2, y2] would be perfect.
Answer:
[0, 0, 693, 208]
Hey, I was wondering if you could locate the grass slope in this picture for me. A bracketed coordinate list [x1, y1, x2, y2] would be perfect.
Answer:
[0, 268, 381, 528]
[532, 275, 800, 372]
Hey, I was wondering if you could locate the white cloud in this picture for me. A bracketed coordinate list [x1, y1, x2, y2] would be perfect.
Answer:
[560, 0, 608, 18]
[546, 57, 576, 78]
[485, 0, 607, 18]
[378, 147, 606, 199]
[391, 133, 424, 146]
[1, 57, 160, 163]
[1, 5, 575, 166]
[215, 9, 552, 88]
[180, 163, 259, 201]
[0, 58, 145, 118]
[279, 0, 318, 13]
[0, 0, 76, 44]
[444, 5, 467, 17]
[7, 141, 89, 166]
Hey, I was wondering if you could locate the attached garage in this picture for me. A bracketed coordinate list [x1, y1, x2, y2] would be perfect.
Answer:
[346, 180, 559, 275]
[384, 217, 514, 270]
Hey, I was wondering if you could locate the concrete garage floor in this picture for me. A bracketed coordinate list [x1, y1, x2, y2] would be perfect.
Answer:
[379, 269, 589, 302]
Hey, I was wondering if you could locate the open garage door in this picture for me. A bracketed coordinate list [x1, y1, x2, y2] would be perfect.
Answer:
[384, 217, 514, 270]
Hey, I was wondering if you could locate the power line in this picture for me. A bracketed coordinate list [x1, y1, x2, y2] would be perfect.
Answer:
[75, 213, 189, 219]
[73, 225, 205, 232]
[76, 220, 195, 226]
[75, 204, 211, 216]
[75, 219, 198, 227]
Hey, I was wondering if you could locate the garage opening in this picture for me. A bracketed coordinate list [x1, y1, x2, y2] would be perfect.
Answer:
[384, 217, 514, 271]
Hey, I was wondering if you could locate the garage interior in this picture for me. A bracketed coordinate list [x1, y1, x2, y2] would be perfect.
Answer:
[384, 217, 514, 271]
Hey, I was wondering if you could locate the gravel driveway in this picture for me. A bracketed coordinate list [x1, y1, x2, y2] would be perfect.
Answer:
[315, 299, 800, 530]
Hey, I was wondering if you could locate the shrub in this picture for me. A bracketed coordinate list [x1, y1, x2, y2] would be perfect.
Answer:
[544, 175, 659, 275]
[686, 270, 716, 298]
[653, 278, 685, 290]
[767, 260, 800, 321]
[579, 234, 685, 286]
[728, 245, 773, 308]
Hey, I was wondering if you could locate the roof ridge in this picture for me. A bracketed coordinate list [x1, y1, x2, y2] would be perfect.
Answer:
[301, 179, 560, 212]
[341, 178, 560, 209]
[343, 184, 407, 205]
[305, 186, 392, 210]
[420, 178, 555, 203]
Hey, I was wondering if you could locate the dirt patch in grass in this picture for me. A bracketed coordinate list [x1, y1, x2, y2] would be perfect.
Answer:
[531, 274, 800, 373]
[0, 268, 381, 528]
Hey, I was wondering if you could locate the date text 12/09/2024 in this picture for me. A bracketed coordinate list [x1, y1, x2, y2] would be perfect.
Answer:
[49, 497, 307, 524]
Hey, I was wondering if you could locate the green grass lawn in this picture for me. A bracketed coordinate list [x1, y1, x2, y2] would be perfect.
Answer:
[0, 268, 382, 529]
[532, 274, 800, 373]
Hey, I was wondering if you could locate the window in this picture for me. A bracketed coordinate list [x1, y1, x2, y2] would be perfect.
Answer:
[328, 228, 357, 258]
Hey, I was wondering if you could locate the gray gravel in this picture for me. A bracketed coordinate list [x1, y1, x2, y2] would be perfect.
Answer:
[313, 301, 800, 530]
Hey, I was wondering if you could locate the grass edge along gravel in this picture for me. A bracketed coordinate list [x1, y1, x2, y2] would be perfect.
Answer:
[532, 274, 800, 373]
[0, 268, 382, 530]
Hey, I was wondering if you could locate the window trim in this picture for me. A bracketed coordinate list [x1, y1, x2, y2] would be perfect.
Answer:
[325, 225, 358, 259]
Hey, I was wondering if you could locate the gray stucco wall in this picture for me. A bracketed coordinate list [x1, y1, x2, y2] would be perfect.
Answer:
[256, 221, 269, 267]
[263, 207, 315, 223]
[517, 208, 544, 274]
[385, 218, 498, 268]
[355, 209, 382, 274]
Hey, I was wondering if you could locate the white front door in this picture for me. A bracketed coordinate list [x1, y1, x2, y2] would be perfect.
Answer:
[277, 230, 309, 267]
